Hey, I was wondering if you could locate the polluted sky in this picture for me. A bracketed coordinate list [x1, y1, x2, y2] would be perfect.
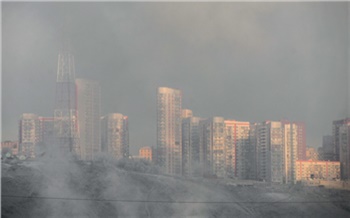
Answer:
[2, 2, 349, 154]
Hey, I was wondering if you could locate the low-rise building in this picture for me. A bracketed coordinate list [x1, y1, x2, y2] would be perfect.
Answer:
[296, 160, 340, 181]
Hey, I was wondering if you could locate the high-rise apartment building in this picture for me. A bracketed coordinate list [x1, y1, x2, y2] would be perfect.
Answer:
[319, 135, 335, 161]
[224, 120, 250, 179]
[294, 122, 306, 160]
[339, 120, 350, 179]
[256, 121, 284, 183]
[182, 116, 202, 177]
[101, 113, 129, 159]
[199, 117, 226, 178]
[157, 87, 182, 175]
[255, 120, 301, 184]
[18, 113, 40, 159]
[76, 79, 101, 160]
[333, 118, 350, 161]
[38, 117, 55, 156]
[282, 121, 298, 184]
[247, 123, 258, 180]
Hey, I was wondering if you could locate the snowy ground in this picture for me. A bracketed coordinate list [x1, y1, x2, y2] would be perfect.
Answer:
[2, 158, 350, 218]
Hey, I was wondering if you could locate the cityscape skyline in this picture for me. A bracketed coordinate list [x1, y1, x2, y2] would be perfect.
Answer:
[2, 2, 349, 154]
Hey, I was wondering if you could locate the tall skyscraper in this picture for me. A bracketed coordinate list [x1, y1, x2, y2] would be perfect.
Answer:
[282, 121, 298, 184]
[224, 120, 250, 179]
[200, 117, 226, 178]
[18, 113, 40, 159]
[319, 135, 335, 161]
[157, 87, 182, 175]
[294, 122, 306, 160]
[338, 119, 350, 180]
[256, 121, 284, 183]
[333, 118, 350, 161]
[255, 120, 301, 184]
[101, 113, 129, 159]
[182, 116, 202, 177]
[76, 79, 101, 160]
[38, 117, 55, 155]
[53, 38, 79, 157]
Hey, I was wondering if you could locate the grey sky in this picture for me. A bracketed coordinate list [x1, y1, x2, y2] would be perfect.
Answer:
[2, 2, 349, 154]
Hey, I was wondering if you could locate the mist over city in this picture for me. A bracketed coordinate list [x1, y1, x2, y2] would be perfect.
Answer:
[2, 2, 350, 218]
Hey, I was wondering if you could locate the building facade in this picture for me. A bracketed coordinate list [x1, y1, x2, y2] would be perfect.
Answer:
[76, 79, 101, 160]
[157, 87, 182, 175]
[319, 135, 335, 161]
[224, 120, 250, 179]
[18, 113, 40, 159]
[101, 113, 129, 159]
[1, 141, 19, 156]
[54, 40, 79, 157]
[333, 118, 350, 161]
[38, 117, 55, 156]
[339, 121, 350, 180]
[199, 117, 226, 178]
[182, 116, 202, 177]
[139, 146, 154, 161]
[296, 160, 340, 181]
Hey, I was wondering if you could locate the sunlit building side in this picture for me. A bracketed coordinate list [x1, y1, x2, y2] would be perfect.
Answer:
[282, 121, 299, 184]
[199, 117, 226, 178]
[157, 87, 182, 175]
[224, 120, 250, 179]
[139, 146, 153, 161]
[296, 160, 340, 181]
[101, 113, 129, 159]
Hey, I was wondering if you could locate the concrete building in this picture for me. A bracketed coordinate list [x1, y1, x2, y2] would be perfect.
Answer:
[139, 146, 153, 161]
[38, 117, 55, 156]
[296, 160, 340, 181]
[76, 79, 101, 161]
[199, 117, 226, 178]
[54, 40, 79, 157]
[319, 135, 335, 161]
[294, 122, 306, 160]
[255, 120, 301, 184]
[182, 116, 202, 177]
[157, 87, 182, 175]
[333, 118, 350, 161]
[224, 120, 250, 179]
[282, 121, 299, 184]
[101, 113, 129, 159]
[182, 109, 193, 119]
[1, 141, 19, 156]
[306, 147, 319, 161]
[256, 121, 284, 183]
[247, 123, 258, 180]
[18, 113, 40, 159]
[339, 121, 350, 180]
